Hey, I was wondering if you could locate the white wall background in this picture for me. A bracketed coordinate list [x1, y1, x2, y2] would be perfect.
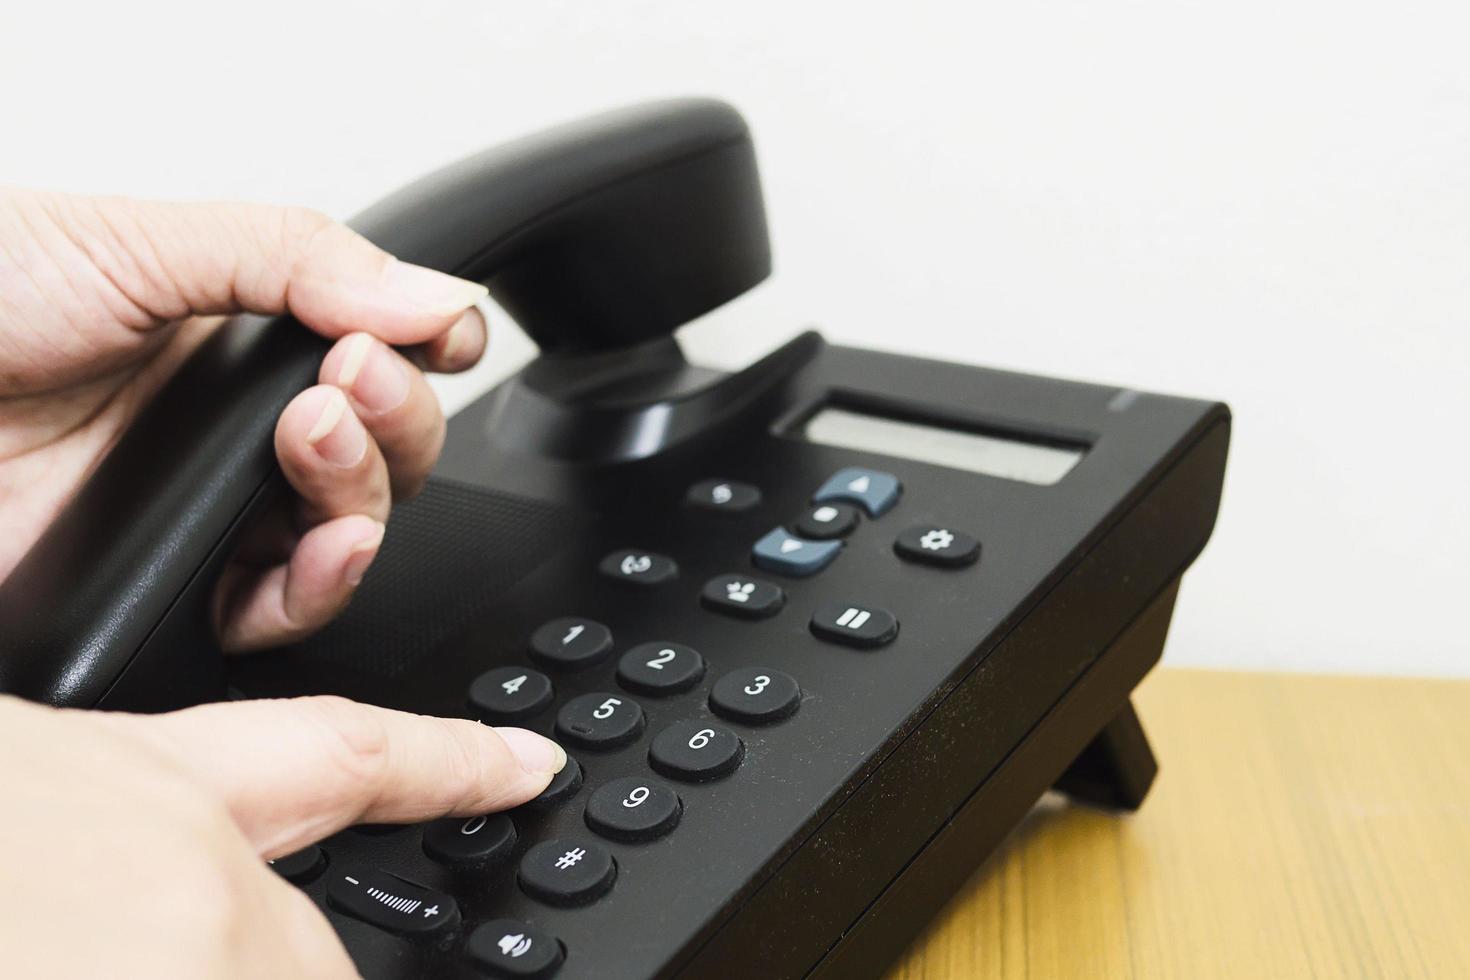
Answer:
[3, 1, 1467, 676]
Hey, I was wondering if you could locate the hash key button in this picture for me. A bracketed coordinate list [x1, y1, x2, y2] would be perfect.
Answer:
[710, 667, 801, 724]
[529, 617, 613, 670]
[811, 601, 899, 648]
[894, 525, 980, 567]
[519, 838, 616, 907]
[701, 574, 785, 619]
[326, 866, 459, 936]
[467, 919, 564, 979]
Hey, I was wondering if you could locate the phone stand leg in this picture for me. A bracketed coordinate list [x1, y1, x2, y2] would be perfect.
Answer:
[1053, 699, 1158, 810]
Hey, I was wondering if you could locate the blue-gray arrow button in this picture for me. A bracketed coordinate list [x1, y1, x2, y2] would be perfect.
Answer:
[751, 527, 842, 577]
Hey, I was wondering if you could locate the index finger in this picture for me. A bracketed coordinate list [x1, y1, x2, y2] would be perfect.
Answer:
[110, 696, 566, 858]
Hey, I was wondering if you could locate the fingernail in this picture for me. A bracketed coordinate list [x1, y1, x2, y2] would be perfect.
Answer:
[380, 258, 488, 317]
[496, 727, 568, 776]
[343, 522, 385, 586]
[306, 388, 367, 467]
[337, 334, 409, 414]
[440, 307, 486, 366]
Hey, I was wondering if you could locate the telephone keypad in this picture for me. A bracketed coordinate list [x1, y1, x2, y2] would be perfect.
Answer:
[469, 666, 554, 724]
[700, 573, 785, 619]
[648, 720, 744, 782]
[555, 693, 646, 750]
[518, 838, 617, 907]
[709, 667, 801, 724]
[616, 642, 706, 695]
[529, 618, 613, 670]
[467, 919, 564, 978]
[583, 776, 682, 842]
[810, 601, 899, 648]
[423, 813, 517, 868]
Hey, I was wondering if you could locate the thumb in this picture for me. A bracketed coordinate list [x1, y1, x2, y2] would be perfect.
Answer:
[21, 191, 487, 345]
[100, 695, 565, 859]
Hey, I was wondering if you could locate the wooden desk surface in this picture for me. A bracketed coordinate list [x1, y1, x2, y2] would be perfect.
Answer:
[886, 668, 1470, 979]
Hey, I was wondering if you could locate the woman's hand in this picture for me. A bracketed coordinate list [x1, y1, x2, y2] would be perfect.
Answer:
[0, 693, 564, 978]
[0, 189, 489, 649]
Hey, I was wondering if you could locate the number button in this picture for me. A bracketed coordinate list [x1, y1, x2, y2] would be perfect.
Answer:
[710, 668, 801, 724]
[468, 666, 553, 724]
[555, 693, 645, 750]
[529, 617, 613, 670]
[466, 919, 564, 979]
[616, 642, 706, 695]
[518, 838, 616, 907]
[423, 813, 516, 868]
[520, 757, 583, 811]
[648, 720, 744, 782]
[584, 775, 681, 841]
[267, 845, 326, 885]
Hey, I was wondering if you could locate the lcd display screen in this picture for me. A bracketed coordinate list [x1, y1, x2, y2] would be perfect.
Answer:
[801, 407, 1084, 486]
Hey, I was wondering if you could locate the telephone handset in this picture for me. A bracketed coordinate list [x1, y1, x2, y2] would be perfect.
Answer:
[0, 99, 1229, 979]
[0, 98, 784, 711]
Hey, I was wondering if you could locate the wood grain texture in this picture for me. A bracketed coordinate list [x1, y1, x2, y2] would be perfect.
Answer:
[886, 668, 1470, 979]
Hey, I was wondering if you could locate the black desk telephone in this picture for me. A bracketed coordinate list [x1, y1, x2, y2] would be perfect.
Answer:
[0, 99, 1229, 978]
